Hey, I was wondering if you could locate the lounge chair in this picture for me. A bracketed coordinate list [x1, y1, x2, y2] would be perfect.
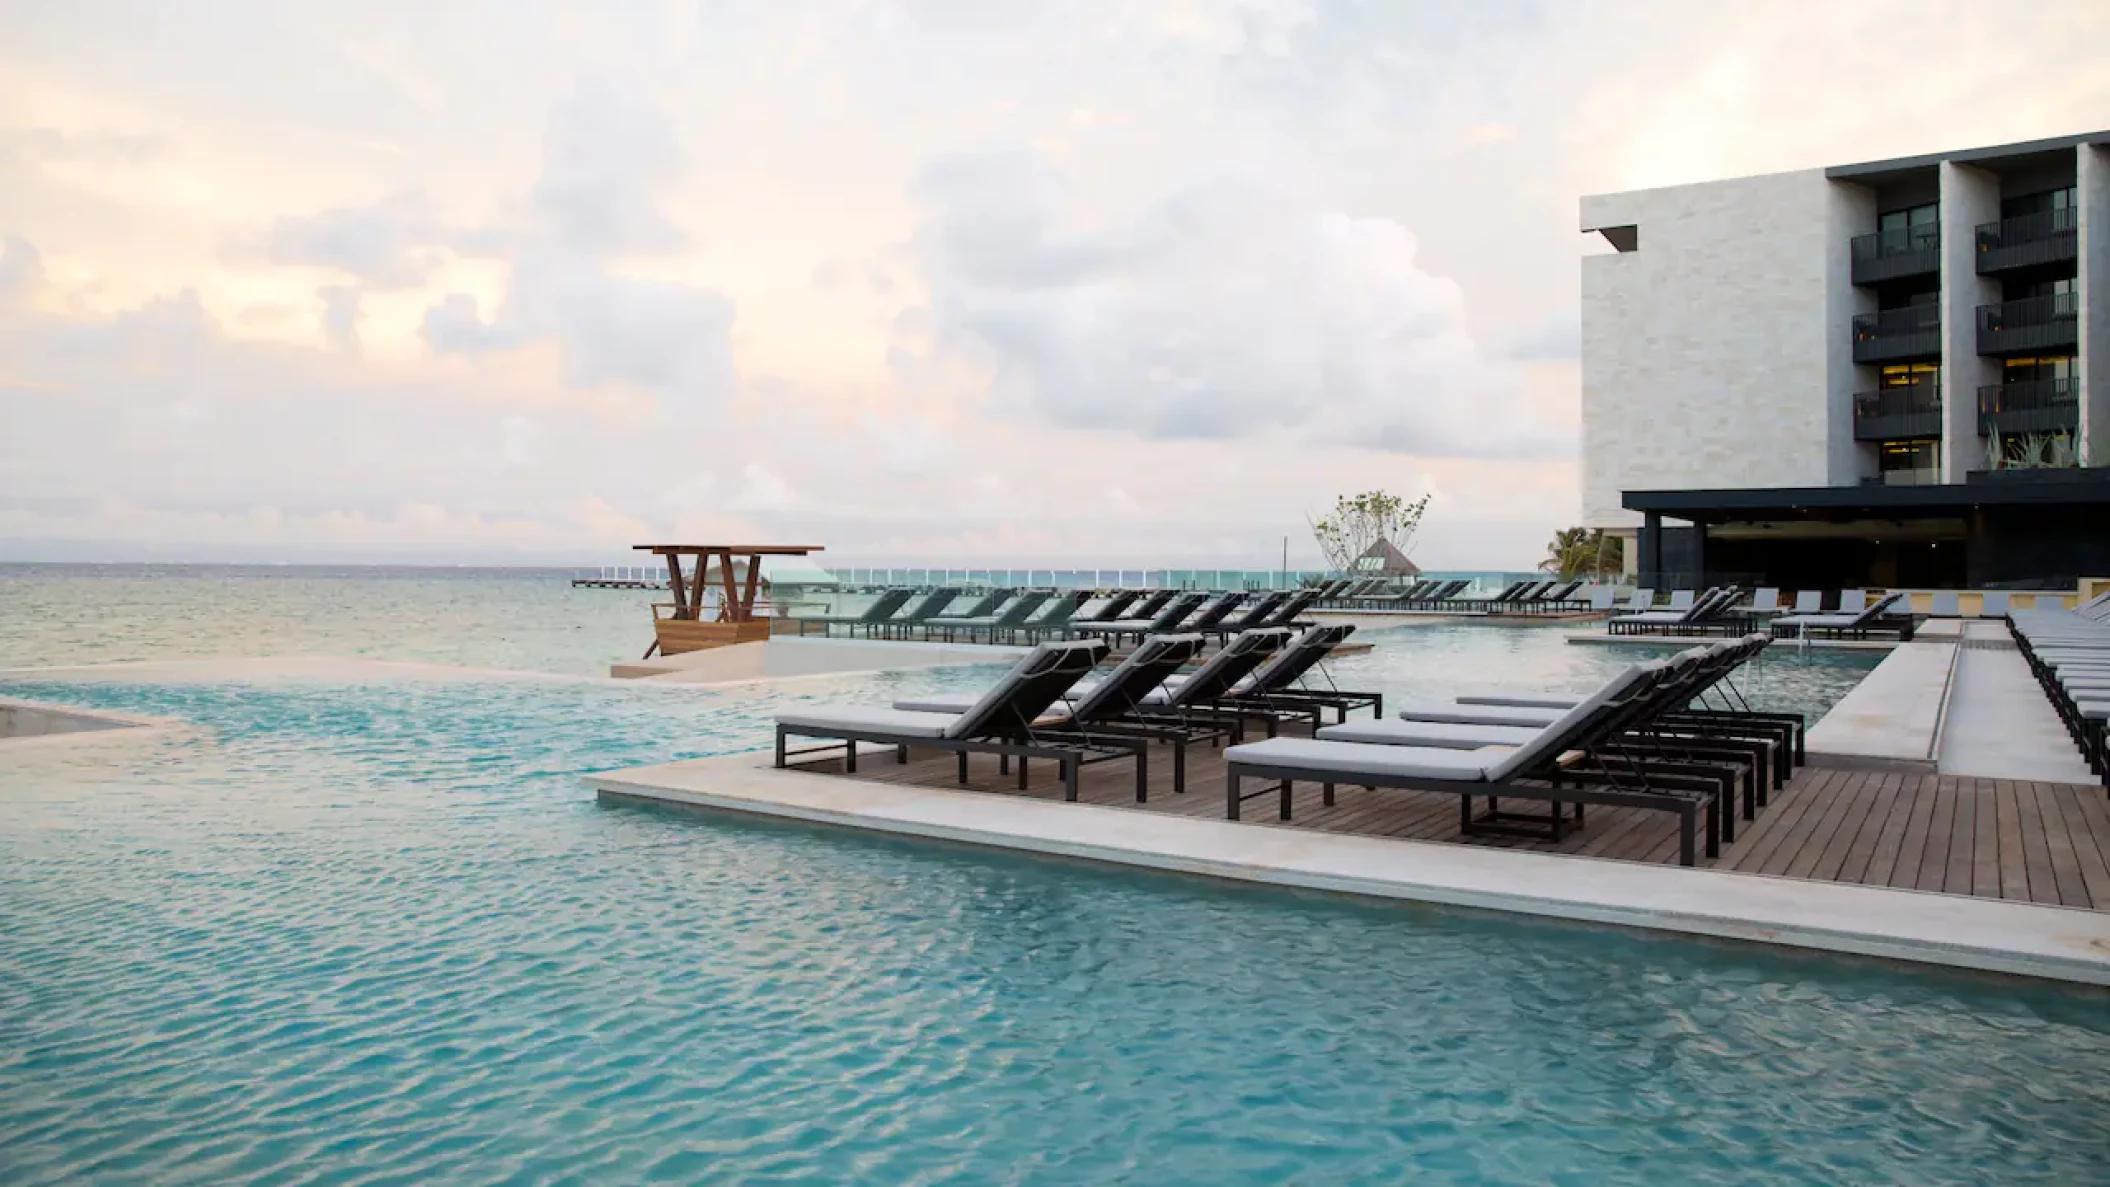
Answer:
[874, 589, 962, 639]
[1741, 588, 1781, 615]
[1076, 591, 1210, 647]
[1344, 636, 1786, 829]
[1078, 589, 1144, 623]
[1585, 586, 1617, 612]
[1202, 624, 1381, 724]
[1010, 591, 1092, 643]
[1122, 627, 1300, 736]
[1253, 589, 1322, 629]
[896, 633, 1223, 795]
[926, 590, 1055, 642]
[794, 588, 915, 637]
[1177, 592, 1250, 637]
[776, 639, 1145, 801]
[1410, 579, 1474, 610]
[1769, 591, 1913, 641]
[1204, 591, 1290, 641]
[1608, 587, 1736, 636]
[1224, 656, 1732, 865]
[1837, 589, 1868, 614]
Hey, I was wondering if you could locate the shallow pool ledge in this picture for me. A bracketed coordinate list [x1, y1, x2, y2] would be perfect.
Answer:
[589, 752, 2110, 988]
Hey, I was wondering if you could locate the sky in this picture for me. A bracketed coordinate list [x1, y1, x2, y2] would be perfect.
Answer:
[4, 1, 2108, 569]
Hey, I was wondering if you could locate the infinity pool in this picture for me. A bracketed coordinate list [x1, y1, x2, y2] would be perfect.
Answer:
[4, 665, 2105, 1184]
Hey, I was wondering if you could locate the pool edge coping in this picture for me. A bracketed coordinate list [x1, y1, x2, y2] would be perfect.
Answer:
[587, 749, 2110, 989]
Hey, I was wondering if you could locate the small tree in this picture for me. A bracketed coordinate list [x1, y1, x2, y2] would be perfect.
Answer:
[1540, 527, 1623, 580]
[1308, 490, 1431, 573]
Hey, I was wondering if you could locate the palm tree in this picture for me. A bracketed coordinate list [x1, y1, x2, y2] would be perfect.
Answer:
[1540, 527, 1622, 580]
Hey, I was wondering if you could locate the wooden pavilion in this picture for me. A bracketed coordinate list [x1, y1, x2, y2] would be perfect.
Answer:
[635, 543, 824, 656]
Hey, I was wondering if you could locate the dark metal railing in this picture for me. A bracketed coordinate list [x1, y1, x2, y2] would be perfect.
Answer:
[1850, 223, 1940, 285]
[1852, 381, 1943, 441]
[1976, 208, 2077, 274]
[1976, 292, 2079, 354]
[1851, 302, 1941, 363]
[1978, 379, 2079, 436]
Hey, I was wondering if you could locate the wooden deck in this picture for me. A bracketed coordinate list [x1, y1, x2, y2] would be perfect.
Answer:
[789, 735, 2110, 911]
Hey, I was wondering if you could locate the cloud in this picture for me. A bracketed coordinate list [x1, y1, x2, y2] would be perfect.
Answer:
[317, 285, 361, 352]
[1502, 307, 1580, 363]
[0, 235, 44, 306]
[0, 127, 163, 167]
[909, 151, 1567, 458]
[529, 82, 689, 257]
[418, 293, 518, 354]
[244, 191, 447, 288]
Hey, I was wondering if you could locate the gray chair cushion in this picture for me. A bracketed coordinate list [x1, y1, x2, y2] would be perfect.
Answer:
[1225, 737, 1510, 781]
[891, 694, 1073, 719]
[776, 706, 958, 738]
[1456, 694, 1578, 709]
[1317, 719, 1539, 749]
[1392, 702, 1562, 727]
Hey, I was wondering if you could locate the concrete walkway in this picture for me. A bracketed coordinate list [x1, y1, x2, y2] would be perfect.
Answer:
[1938, 625, 2098, 783]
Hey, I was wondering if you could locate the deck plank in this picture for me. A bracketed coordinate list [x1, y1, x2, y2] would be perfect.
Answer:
[2030, 782, 2091, 908]
[783, 731, 2105, 910]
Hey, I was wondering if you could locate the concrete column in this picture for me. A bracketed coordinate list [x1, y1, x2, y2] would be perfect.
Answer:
[1639, 512, 1662, 586]
[1939, 162, 2002, 481]
[2081, 144, 2110, 466]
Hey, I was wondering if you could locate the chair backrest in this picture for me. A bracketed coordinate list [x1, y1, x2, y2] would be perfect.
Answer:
[1851, 591, 1908, 625]
[860, 588, 916, 621]
[1031, 593, 1087, 627]
[1082, 590, 1143, 622]
[1483, 660, 1667, 782]
[1243, 624, 1355, 693]
[1067, 633, 1205, 721]
[950, 590, 1002, 619]
[1978, 591, 2010, 618]
[2076, 588, 2110, 616]
[1184, 591, 1249, 630]
[988, 589, 1054, 625]
[1666, 590, 1696, 612]
[1433, 579, 1468, 601]
[1619, 588, 1651, 611]
[946, 640, 1109, 739]
[1587, 586, 1616, 611]
[1164, 628, 1293, 705]
[1691, 587, 1740, 621]
[902, 589, 960, 621]
[1550, 580, 1584, 602]
[1792, 589, 1823, 613]
[1837, 589, 1867, 613]
[1486, 580, 1525, 603]
[1260, 589, 1321, 626]
[1127, 589, 1177, 619]
[1148, 591, 1212, 630]
[1752, 588, 1780, 612]
[1226, 591, 1290, 628]
[1929, 591, 1960, 617]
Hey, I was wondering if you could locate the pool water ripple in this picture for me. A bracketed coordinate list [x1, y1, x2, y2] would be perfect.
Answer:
[4, 670, 2107, 1183]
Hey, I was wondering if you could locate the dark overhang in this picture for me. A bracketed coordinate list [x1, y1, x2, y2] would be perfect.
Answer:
[1624, 472, 2110, 524]
[1825, 129, 2110, 180]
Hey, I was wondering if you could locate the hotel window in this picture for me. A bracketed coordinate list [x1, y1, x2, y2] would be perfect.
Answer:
[1877, 202, 1937, 250]
[2003, 356, 2076, 384]
[1878, 440, 1939, 473]
[1879, 363, 1938, 390]
[2002, 186, 2077, 220]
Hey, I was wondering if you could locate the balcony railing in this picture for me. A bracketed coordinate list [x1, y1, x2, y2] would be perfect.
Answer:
[1850, 223, 1940, 286]
[1976, 208, 2077, 274]
[1853, 382, 1943, 441]
[1978, 379, 2079, 436]
[1852, 302, 1941, 364]
[1976, 291, 2078, 355]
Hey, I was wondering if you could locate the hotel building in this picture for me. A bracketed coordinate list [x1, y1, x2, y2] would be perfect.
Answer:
[1579, 131, 2110, 591]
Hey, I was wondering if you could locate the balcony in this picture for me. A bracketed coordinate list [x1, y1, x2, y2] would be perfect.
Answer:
[1977, 379, 2079, 436]
[1976, 208, 2077, 275]
[1976, 292, 2078, 356]
[1852, 303, 1941, 364]
[1850, 224, 1940, 286]
[1853, 383, 1943, 442]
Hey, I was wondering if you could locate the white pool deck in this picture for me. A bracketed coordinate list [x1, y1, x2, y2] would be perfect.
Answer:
[591, 750, 2110, 986]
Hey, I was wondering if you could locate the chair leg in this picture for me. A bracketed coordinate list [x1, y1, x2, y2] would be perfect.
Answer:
[957, 751, 968, 784]
[1173, 741, 1186, 794]
[846, 742, 857, 774]
[1018, 755, 1028, 790]
[896, 744, 908, 764]
[1227, 771, 1240, 820]
[1064, 758, 1079, 802]
[1278, 779, 1292, 820]
[1322, 782, 1335, 807]
[774, 728, 787, 768]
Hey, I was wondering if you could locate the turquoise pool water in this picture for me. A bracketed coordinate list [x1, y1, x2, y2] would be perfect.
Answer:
[4, 669, 2107, 1184]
